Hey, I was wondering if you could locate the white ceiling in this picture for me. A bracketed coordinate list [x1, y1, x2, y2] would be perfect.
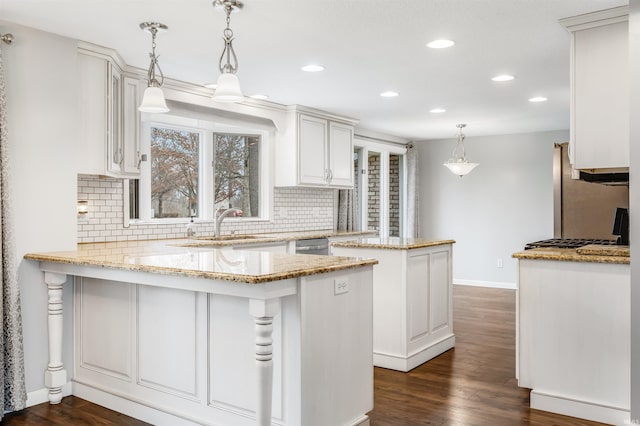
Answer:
[0, 0, 627, 140]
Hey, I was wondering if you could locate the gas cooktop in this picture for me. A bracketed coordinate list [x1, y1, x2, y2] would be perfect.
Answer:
[524, 238, 618, 250]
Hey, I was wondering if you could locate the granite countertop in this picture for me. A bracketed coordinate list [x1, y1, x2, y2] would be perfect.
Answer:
[180, 230, 377, 248]
[24, 239, 378, 284]
[331, 237, 456, 250]
[512, 245, 630, 265]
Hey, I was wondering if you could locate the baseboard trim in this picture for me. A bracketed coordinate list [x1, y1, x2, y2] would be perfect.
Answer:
[530, 389, 629, 425]
[72, 381, 208, 426]
[26, 382, 73, 407]
[454, 279, 516, 290]
[374, 334, 455, 372]
[352, 415, 370, 426]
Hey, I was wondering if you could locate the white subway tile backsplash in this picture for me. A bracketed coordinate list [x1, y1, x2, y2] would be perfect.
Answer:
[78, 174, 336, 243]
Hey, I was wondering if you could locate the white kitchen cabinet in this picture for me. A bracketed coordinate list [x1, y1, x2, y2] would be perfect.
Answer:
[276, 107, 358, 188]
[561, 6, 629, 170]
[332, 239, 455, 372]
[516, 258, 630, 424]
[298, 114, 329, 185]
[121, 76, 142, 175]
[328, 121, 355, 186]
[78, 44, 142, 178]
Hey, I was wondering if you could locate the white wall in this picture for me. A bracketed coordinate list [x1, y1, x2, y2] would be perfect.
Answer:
[1, 22, 78, 395]
[629, 0, 640, 419]
[417, 130, 566, 287]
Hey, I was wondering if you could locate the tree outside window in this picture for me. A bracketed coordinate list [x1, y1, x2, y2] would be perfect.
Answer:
[150, 127, 199, 218]
[214, 133, 260, 217]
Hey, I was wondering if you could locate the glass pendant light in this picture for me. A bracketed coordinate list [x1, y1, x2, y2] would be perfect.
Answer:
[212, 0, 244, 103]
[139, 22, 170, 113]
[443, 124, 479, 177]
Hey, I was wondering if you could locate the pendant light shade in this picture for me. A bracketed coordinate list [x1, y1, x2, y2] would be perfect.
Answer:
[138, 22, 169, 113]
[212, 72, 244, 103]
[139, 86, 170, 113]
[443, 161, 479, 177]
[443, 124, 479, 177]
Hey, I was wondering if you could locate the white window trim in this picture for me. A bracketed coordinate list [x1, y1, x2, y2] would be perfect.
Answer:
[129, 112, 272, 224]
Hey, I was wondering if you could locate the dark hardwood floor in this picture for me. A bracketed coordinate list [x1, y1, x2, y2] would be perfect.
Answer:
[0, 395, 150, 425]
[2, 286, 607, 426]
[368, 285, 607, 426]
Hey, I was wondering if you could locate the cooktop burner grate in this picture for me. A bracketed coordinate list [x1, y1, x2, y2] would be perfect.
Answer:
[524, 238, 618, 250]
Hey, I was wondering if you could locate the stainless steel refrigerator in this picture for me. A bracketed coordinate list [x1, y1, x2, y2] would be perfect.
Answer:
[554, 143, 629, 240]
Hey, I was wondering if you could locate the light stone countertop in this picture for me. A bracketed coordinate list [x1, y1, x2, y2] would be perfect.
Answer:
[24, 238, 378, 284]
[512, 245, 630, 265]
[331, 237, 455, 250]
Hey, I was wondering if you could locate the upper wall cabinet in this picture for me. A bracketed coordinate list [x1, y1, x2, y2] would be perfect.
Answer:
[276, 106, 358, 188]
[78, 44, 142, 177]
[561, 6, 629, 170]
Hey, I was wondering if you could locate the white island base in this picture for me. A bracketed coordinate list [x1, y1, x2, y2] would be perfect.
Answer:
[30, 246, 375, 426]
[332, 239, 455, 372]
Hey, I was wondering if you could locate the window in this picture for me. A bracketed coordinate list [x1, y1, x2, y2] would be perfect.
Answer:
[150, 127, 199, 218]
[132, 113, 271, 223]
[214, 133, 260, 217]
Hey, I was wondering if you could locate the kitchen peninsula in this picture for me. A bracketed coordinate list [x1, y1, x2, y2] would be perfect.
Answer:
[331, 238, 455, 372]
[25, 239, 377, 426]
[513, 245, 630, 425]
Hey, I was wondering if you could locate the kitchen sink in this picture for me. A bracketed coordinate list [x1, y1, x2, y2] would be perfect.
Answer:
[195, 235, 262, 241]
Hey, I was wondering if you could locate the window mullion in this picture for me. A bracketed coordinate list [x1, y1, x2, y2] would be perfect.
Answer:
[201, 132, 214, 220]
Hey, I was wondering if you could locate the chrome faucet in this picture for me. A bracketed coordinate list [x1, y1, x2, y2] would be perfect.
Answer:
[215, 208, 242, 236]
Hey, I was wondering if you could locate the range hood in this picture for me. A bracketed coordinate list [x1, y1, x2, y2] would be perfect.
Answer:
[579, 170, 629, 186]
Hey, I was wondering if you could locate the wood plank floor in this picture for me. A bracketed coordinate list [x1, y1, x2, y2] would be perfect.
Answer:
[1, 286, 607, 426]
[368, 285, 607, 426]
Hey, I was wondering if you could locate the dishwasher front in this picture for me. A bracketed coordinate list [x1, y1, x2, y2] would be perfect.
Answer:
[295, 238, 329, 255]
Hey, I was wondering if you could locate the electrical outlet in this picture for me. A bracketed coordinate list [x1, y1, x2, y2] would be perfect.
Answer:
[334, 278, 349, 295]
[497, 258, 504, 268]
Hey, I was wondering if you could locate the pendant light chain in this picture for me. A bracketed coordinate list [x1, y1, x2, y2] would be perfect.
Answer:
[147, 25, 165, 88]
[218, 2, 239, 74]
[452, 124, 467, 161]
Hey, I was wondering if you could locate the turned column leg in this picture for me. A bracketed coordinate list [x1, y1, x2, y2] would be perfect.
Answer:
[44, 272, 68, 404]
[249, 298, 281, 426]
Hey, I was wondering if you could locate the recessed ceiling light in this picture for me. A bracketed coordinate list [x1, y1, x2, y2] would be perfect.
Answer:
[426, 39, 455, 49]
[380, 91, 399, 98]
[204, 83, 217, 89]
[250, 94, 269, 100]
[301, 64, 324, 72]
[430, 108, 446, 113]
[529, 96, 548, 103]
[491, 74, 515, 82]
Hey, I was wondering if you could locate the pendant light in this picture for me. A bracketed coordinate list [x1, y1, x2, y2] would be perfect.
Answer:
[212, 0, 244, 103]
[443, 124, 479, 177]
[138, 22, 170, 113]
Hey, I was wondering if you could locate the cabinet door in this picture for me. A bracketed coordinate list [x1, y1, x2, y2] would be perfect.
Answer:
[573, 21, 629, 169]
[107, 63, 123, 174]
[122, 77, 141, 176]
[298, 114, 328, 185]
[328, 122, 354, 187]
[78, 53, 108, 175]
